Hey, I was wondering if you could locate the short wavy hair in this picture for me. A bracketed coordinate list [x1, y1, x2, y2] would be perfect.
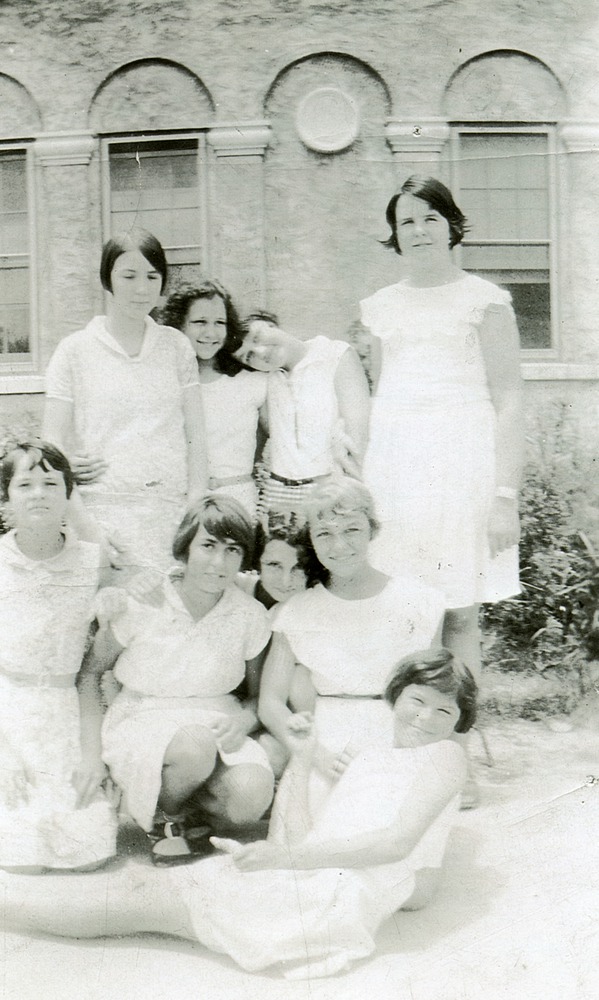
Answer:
[382, 175, 469, 255]
[1, 440, 74, 502]
[306, 476, 380, 540]
[161, 281, 245, 376]
[384, 647, 477, 734]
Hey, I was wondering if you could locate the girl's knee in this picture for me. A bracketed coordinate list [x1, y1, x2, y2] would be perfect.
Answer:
[212, 765, 274, 825]
[163, 726, 217, 771]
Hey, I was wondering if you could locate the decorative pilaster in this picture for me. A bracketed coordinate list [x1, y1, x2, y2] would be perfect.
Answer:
[207, 123, 271, 306]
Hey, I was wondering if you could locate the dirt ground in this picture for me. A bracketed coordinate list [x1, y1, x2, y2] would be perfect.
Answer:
[2, 713, 598, 1000]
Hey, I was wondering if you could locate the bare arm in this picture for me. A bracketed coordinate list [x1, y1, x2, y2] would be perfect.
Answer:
[43, 396, 107, 485]
[209, 649, 268, 753]
[334, 347, 371, 471]
[478, 302, 525, 556]
[225, 743, 467, 871]
[368, 334, 382, 394]
[258, 631, 305, 753]
[182, 383, 209, 497]
[74, 622, 123, 806]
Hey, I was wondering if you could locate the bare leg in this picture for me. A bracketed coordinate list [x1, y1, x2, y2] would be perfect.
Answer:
[443, 605, 481, 808]
[0, 866, 196, 941]
[158, 725, 218, 815]
[442, 604, 482, 682]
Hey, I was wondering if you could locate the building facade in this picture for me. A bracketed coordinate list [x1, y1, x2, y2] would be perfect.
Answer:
[0, 0, 598, 432]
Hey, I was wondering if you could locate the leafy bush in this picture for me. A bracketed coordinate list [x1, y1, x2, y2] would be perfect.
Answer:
[482, 405, 599, 691]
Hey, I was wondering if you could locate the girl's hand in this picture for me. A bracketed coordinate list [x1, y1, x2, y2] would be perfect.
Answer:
[71, 453, 108, 484]
[210, 713, 253, 754]
[72, 756, 109, 809]
[312, 741, 355, 782]
[125, 569, 165, 607]
[286, 711, 316, 760]
[95, 586, 128, 629]
[211, 837, 290, 871]
[0, 747, 33, 810]
[488, 497, 520, 558]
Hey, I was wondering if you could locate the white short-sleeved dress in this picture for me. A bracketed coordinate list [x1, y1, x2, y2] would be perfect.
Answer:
[361, 274, 520, 607]
[272, 575, 444, 812]
[101, 580, 272, 831]
[200, 370, 267, 518]
[44, 315, 200, 568]
[170, 740, 466, 979]
[0, 530, 117, 869]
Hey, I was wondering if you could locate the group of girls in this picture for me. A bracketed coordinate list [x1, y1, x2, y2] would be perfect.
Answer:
[0, 173, 524, 978]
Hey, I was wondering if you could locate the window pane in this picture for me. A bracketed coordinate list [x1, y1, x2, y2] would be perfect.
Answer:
[0, 155, 28, 255]
[109, 140, 201, 262]
[504, 282, 551, 350]
[0, 267, 30, 354]
[0, 151, 31, 361]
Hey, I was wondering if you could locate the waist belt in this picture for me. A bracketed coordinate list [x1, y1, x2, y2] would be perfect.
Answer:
[270, 472, 328, 487]
[0, 667, 76, 689]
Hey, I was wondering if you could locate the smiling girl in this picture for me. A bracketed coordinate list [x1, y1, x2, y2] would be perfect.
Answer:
[43, 230, 208, 569]
[162, 282, 267, 519]
[79, 495, 273, 864]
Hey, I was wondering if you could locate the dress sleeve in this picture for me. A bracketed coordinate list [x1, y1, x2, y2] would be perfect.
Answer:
[467, 278, 514, 327]
[107, 593, 144, 649]
[359, 286, 398, 341]
[45, 338, 75, 402]
[170, 328, 200, 389]
[243, 600, 272, 659]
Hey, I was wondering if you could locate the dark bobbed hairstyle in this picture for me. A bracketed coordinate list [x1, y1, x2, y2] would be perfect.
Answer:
[172, 494, 255, 571]
[161, 281, 245, 377]
[254, 515, 321, 588]
[384, 647, 477, 734]
[100, 229, 168, 294]
[382, 175, 469, 255]
[1, 440, 74, 501]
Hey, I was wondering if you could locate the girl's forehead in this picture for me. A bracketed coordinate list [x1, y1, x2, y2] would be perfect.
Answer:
[311, 507, 367, 528]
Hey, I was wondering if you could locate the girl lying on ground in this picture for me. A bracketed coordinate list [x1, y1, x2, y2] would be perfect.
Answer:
[1, 648, 476, 979]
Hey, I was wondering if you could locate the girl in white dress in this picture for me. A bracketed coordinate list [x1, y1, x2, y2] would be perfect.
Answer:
[0, 442, 117, 872]
[80, 495, 274, 864]
[162, 282, 267, 519]
[259, 477, 445, 815]
[43, 230, 208, 569]
[0, 648, 476, 980]
[361, 176, 524, 683]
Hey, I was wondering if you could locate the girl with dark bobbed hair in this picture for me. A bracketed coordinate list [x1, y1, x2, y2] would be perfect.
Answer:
[43, 229, 208, 569]
[360, 176, 524, 792]
[162, 281, 267, 519]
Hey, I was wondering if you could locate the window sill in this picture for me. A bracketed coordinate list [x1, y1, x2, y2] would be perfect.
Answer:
[522, 362, 599, 381]
[0, 374, 45, 395]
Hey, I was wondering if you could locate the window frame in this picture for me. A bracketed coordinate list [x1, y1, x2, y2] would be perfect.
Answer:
[0, 141, 39, 379]
[100, 131, 212, 286]
[449, 124, 559, 360]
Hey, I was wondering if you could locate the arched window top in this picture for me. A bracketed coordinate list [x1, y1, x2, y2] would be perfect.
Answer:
[443, 50, 567, 121]
[0, 74, 42, 137]
[89, 59, 215, 133]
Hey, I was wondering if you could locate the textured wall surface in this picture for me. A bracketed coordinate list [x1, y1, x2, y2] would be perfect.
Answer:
[0, 0, 597, 421]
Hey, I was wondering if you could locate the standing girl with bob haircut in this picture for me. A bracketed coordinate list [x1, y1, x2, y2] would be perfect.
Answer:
[0, 649, 475, 980]
[43, 229, 208, 569]
[361, 175, 524, 692]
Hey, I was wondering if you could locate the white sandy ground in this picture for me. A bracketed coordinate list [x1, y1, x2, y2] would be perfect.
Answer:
[1, 717, 598, 1000]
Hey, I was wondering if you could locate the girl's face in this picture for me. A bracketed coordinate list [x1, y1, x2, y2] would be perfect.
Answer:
[260, 539, 308, 604]
[184, 524, 244, 596]
[395, 194, 451, 265]
[183, 296, 228, 364]
[310, 509, 371, 579]
[7, 458, 68, 532]
[392, 684, 460, 748]
[233, 321, 290, 372]
[109, 250, 162, 320]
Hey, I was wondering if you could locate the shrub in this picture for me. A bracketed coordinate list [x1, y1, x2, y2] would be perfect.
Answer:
[482, 405, 599, 692]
